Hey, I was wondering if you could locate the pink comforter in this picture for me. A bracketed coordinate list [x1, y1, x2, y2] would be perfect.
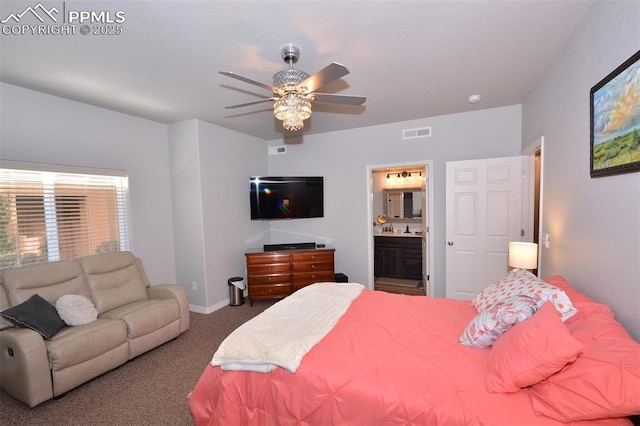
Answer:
[189, 290, 631, 425]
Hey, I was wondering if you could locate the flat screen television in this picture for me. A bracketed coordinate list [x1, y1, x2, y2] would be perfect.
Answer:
[250, 176, 324, 220]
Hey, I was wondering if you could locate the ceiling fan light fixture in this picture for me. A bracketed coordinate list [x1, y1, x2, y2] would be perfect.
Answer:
[273, 69, 310, 90]
[274, 93, 312, 131]
[221, 44, 365, 133]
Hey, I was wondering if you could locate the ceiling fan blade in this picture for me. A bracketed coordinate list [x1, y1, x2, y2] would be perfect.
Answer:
[298, 62, 350, 93]
[313, 93, 366, 106]
[219, 71, 273, 92]
[223, 98, 275, 109]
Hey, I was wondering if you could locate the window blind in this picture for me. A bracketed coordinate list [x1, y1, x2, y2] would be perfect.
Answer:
[0, 162, 130, 270]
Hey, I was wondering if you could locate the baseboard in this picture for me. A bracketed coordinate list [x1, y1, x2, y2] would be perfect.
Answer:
[189, 298, 230, 314]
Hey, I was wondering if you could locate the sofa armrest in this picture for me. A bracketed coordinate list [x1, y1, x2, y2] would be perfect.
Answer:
[0, 327, 53, 407]
[0, 318, 14, 331]
[147, 284, 189, 333]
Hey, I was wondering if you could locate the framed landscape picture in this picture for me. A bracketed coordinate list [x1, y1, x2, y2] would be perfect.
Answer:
[590, 50, 640, 178]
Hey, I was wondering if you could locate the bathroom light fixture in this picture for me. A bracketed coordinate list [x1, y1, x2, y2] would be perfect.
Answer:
[385, 170, 425, 185]
[508, 242, 538, 271]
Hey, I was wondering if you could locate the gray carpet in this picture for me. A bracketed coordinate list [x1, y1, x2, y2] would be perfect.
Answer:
[0, 300, 275, 425]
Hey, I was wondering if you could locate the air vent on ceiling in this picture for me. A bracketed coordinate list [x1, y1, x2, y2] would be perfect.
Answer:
[268, 145, 287, 156]
[402, 126, 432, 140]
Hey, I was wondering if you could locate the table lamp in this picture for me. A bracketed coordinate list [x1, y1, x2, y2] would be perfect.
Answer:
[508, 242, 538, 271]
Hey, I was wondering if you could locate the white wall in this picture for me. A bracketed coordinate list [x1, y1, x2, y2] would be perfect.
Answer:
[197, 120, 267, 311]
[168, 120, 207, 307]
[266, 105, 522, 296]
[0, 83, 176, 285]
[522, 1, 640, 340]
[168, 119, 268, 312]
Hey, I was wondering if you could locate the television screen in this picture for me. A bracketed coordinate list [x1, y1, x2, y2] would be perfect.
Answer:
[250, 176, 324, 220]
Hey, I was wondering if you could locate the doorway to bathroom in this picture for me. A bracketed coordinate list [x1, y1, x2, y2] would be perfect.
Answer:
[366, 161, 434, 297]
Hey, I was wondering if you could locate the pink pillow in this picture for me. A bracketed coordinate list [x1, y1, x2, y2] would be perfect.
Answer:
[472, 269, 577, 321]
[543, 275, 613, 322]
[460, 295, 538, 349]
[486, 302, 583, 393]
[528, 312, 640, 421]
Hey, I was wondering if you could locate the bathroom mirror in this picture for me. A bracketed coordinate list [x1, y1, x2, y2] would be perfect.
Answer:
[383, 188, 423, 221]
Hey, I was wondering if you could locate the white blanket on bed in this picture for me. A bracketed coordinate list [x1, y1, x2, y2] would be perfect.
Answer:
[211, 282, 364, 373]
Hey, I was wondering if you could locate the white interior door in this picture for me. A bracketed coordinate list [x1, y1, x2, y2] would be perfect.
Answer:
[421, 181, 429, 295]
[445, 156, 525, 299]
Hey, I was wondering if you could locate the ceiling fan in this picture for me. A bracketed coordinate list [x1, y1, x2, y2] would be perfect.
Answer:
[220, 44, 366, 132]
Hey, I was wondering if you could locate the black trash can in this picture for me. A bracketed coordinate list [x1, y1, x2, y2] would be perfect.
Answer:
[227, 276, 244, 306]
[335, 273, 348, 283]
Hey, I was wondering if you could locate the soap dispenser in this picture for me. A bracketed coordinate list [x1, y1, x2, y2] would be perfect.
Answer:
[405, 225, 410, 234]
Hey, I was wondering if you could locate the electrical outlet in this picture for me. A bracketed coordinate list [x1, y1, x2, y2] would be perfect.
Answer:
[191, 281, 197, 291]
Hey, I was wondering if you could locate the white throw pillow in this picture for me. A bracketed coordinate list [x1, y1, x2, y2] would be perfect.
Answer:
[472, 269, 577, 321]
[55, 294, 98, 326]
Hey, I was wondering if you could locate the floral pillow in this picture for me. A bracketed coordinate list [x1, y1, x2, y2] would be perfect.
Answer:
[460, 295, 539, 349]
[472, 269, 577, 321]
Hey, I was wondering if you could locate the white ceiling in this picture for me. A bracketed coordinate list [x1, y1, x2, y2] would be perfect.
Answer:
[0, 0, 594, 141]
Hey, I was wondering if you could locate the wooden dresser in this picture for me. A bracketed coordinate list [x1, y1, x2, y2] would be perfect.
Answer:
[245, 248, 335, 305]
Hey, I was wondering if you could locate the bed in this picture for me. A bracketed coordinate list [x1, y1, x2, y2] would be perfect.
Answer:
[189, 272, 640, 425]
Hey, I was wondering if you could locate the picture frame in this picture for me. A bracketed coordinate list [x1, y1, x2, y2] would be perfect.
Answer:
[590, 49, 640, 178]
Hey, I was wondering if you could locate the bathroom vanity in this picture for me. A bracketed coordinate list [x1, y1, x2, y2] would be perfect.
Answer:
[374, 235, 422, 280]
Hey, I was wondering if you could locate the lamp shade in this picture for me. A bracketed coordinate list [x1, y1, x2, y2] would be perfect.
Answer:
[508, 242, 538, 270]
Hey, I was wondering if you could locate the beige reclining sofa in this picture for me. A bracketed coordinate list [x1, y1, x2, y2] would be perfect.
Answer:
[0, 251, 189, 407]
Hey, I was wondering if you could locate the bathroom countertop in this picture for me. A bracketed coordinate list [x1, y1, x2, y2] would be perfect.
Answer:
[375, 232, 422, 238]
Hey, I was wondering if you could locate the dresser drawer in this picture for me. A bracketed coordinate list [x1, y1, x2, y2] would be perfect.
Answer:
[292, 272, 335, 292]
[292, 271, 335, 285]
[291, 260, 333, 273]
[248, 263, 291, 275]
[247, 273, 291, 286]
[290, 251, 334, 263]
[249, 283, 291, 297]
[246, 253, 290, 265]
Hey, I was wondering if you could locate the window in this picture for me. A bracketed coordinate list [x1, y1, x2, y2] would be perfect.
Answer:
[0, 161, 130, 270]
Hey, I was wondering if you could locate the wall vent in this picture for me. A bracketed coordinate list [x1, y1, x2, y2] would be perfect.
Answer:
[402, 126, 431, 140]
[268, 145, 287, 156]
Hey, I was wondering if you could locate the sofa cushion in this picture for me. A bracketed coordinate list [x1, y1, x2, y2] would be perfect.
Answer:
[1, 294, 67, 340]
[1, 259, 91, 306]
[79, 252, 148, 314]
[55, 294, 98, 326]
[100, 298, 180, 339]
[0, 281, 14, 331]
[47, 318, 128, 371]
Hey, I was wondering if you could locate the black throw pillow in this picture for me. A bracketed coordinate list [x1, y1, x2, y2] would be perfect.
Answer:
[0, 294, 66, 339]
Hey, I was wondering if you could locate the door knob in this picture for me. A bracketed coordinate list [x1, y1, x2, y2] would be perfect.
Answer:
[447, 241, 454, 246]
